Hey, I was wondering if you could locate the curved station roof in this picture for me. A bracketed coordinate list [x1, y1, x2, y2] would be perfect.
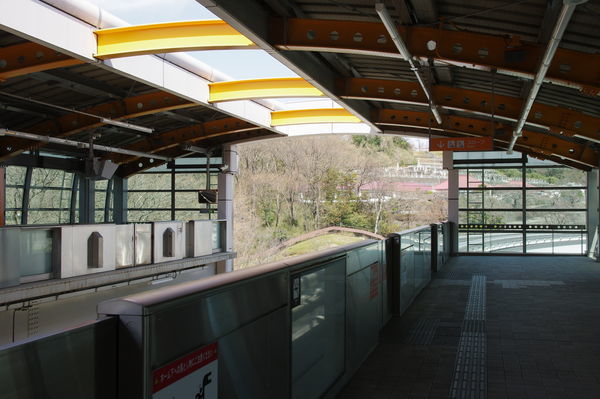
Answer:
[0, 0, 598, 175]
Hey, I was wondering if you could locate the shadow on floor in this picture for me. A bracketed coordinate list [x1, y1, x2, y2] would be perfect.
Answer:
[336, 256, 600, 399]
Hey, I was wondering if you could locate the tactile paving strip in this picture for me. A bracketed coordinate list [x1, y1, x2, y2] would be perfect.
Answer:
[405, 318, 440, 345]
[450, 274, 487, 399]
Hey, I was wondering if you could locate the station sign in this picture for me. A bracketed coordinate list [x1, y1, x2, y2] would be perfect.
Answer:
[429, 137, 493, 151]
[152, 342, 218, 399]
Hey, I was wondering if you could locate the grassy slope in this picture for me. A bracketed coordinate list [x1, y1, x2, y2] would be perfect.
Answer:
[281, 233, 365, 257]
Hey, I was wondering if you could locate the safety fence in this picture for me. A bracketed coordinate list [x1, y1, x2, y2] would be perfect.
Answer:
[0, 222, 450, 398]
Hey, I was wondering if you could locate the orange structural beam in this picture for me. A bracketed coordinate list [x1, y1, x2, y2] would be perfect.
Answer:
[271, 18, 600, 93]
[0, 91, 194, 162]
[339, 78, 600, 141]
[0, 42, 83, 81]
[117, 128, 277, 177]
[375, 109, 597, 167]
[107, 117, 259, 164]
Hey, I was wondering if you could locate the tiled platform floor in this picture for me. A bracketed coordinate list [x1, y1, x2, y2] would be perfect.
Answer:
[337, 256, 600, 399]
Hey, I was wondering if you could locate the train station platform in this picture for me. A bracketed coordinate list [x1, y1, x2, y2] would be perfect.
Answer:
[338, 256, 600, 399]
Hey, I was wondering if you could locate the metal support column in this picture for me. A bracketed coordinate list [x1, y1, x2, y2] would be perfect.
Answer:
[444, 152, 459, 254]
[70, 175, 79, 224]
[113, 177, 128, 224]
[78, 177, 95, 224]
[0, 166, 5, 227]
[217, 144, 237, 273]
[20, 166, 32, 225]
[588, 169, 599, 258]
[170, 166, 176, 221]
[522, 157, 527, 253]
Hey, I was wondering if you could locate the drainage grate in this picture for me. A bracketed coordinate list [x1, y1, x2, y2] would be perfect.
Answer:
[405, 318, 439, 345]
[450, 274, 487, 399]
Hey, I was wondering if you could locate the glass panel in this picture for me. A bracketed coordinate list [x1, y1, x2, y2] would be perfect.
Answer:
[6, 166, 27, 185]
[127, 173, 171, 190]
[483, 211, 522, 224]
[459, 169, 484, 188]
[20, 229, 53, 276]
[174, 173, 204, 190]
[5, 187, 23, 209]
[526, 211, 586, 225]
[526, 232, 585, 254]
[94, 211, 106, 224]
[94, 180, 108, 190]
[95, 189, 107, 223]
[484, 190, 523, 209]
[459, 211, 484, 224]
[174, 210, 207, 221]
[29, 188, 69, 209]
[292, 259, 345, 399]
[467, 232, 483, 252]
[31, 169, 73, 188]
[553, 233, 585, 254]
[486, 232, 523, 253]
[399, 245, 414, 313]
[4, 211, 22, 225]
[483, 169, 522, 187]
[526, 189, 586, 209]
[526, 233, 554, 254]
[27, 210, 62, 225]
[526, 167, 586, 187]
[459, 189, 484, 209]
[458, 232, 468, 252]
[128, 192, 171, 209]
[175, 192, 201, 208]
[127, 210, 171, 222]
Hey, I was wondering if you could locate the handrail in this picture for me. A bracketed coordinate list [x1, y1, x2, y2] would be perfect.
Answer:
[388, 224, 433, 237]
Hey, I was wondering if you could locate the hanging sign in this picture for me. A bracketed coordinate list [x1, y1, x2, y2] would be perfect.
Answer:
[429, 137, 493, 151]
[152, 342, 218, 399]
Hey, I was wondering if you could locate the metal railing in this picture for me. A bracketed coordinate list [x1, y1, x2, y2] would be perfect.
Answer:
[388, 222, 451, 315]
[0, 222, 450, 398]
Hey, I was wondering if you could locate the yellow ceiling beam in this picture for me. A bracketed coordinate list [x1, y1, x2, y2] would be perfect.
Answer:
[209, 78, 324, 102]
[94, 20, 256, 59]
[271, 108, 361, 126]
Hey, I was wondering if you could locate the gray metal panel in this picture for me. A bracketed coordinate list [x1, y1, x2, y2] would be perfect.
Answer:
[59, 224, 117, 278]
[115, 224, 134, 268]
[291, 258, 346, 399]
[152, 221, 186, 263]
[0, 318, 117, 399]
[219, 307, 289, 399]
[148, 271, 288, 368]
[134, 223, 152, 265]
[186, 220, 213, 257]
[347, 263, 380, 375]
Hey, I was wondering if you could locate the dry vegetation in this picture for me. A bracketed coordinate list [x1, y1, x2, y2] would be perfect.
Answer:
[233, 135, 447, 268]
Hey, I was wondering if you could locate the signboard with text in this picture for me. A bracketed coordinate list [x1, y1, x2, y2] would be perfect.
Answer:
[152, 342, 218, 399]
[429, 137, 493, 151]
